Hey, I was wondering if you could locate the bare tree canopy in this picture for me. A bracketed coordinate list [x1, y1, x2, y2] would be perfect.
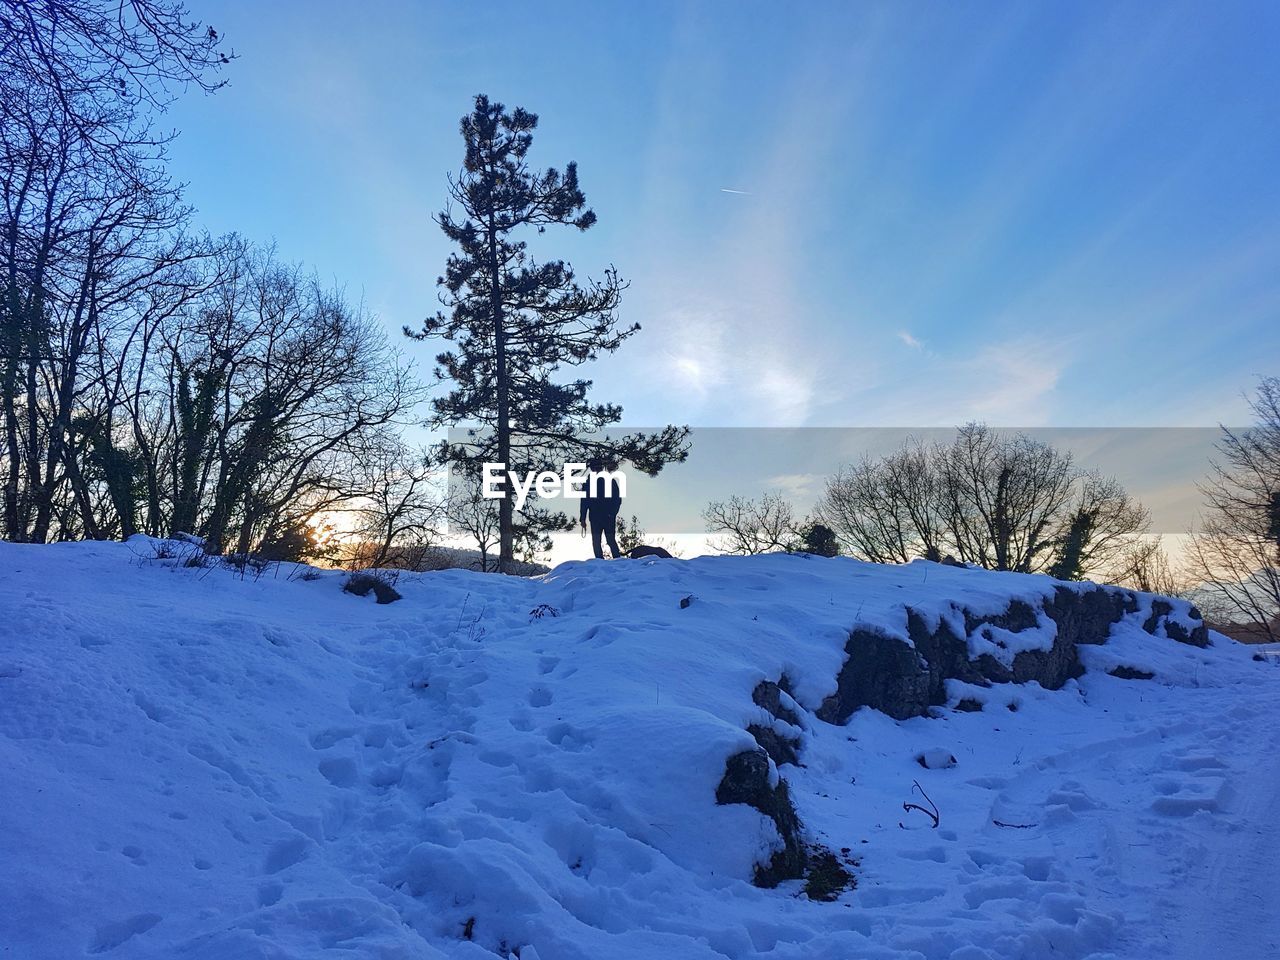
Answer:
[2, 2, 423, 556]
[1186, 377, 1280, 640]
[815, 424, 1148, 578]
[817, 440, 943, 565]
[703, 492, 802, 555]
[1111, 538, 1183, 598]
[1, 0, 231, 145]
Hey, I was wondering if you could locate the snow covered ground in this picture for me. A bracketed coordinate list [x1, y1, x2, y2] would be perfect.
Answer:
[1, 540, 1277, 960]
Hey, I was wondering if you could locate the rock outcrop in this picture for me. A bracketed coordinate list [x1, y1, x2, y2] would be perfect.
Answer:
[718, 580, 1211, 889]
[715, 747, 806, 886]
[816, 584, 1197, 724]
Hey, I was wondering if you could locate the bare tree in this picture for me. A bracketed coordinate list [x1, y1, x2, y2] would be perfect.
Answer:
[817, 425, 1148, 577]
[445, 486, 502, 572]
[1, 1, 231, 151]
[1046, 471, 1149, 580]
[1186, 377, 1280, 640]
[1, 99, 196, 541]
[2, 8, 436, 558]
[815, 440, 944, 564]
[2, 0, 230, 542]
[703, 492, 801, 555]
[938, 425, 1074, 572]
[158, 244, 422, 554]
[347, 440, 441, 569]
[1110, 538, 1184, 597]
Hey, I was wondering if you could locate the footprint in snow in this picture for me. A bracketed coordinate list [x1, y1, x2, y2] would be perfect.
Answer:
[900, 845, 947, 863]
[89, 914, 162, 954]
[368, 762, 403, 787]
[309, 727, 356, 750]
[528, 686, 553, 708]
[318, 756, 359, 787]
[546, 722, 592, 752]
[479, 750, 517, 767]
[122, 845, 146, 865]
[262, 836, 310, 874]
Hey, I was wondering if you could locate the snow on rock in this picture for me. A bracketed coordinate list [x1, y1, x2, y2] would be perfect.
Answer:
[917, 748, 958, 770]
[0, 542, 1277, 960]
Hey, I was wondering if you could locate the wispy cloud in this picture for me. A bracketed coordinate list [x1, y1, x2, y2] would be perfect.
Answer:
[660, 305, 729, 402]
[841, 334, 1069, 427]
[897, 330, 923, 350]
[963, 340, 1063, 422]
[766, 472, 823, 498]
[623, 7, 894, 427]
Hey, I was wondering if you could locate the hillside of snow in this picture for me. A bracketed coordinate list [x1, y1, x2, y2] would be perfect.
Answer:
[1, 540, 1278, 960]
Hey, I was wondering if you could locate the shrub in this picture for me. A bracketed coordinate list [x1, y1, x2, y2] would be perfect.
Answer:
[343, 570, 403, 604]
[800, 523, 840, 557]
[803, 847, 857, 901]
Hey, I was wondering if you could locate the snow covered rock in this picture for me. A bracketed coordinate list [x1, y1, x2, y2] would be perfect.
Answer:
[714, 747, 806, 886]
[816, 583, 1193, 723]
[916, 748, 958, 770]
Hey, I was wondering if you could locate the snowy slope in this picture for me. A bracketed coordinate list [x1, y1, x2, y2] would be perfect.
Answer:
[1, 540, 1277, 960]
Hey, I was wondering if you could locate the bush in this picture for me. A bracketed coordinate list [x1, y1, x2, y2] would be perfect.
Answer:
[343, 570, 403, 604]
[800, 523, 839, 557]
[256, 524, 325, 563]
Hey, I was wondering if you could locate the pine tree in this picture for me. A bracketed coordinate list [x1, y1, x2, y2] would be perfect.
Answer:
[616, 514, 645, 555]
[409, 95, 689, 571]
[801, 522, 840, 557]
[1047, 509, 1094, 581]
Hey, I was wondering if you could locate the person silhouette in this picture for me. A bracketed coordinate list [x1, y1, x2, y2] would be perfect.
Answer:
[579, 457, 622, 559]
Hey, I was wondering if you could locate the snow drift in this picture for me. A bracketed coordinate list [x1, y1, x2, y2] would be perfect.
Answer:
[1, 540, 1277, 960]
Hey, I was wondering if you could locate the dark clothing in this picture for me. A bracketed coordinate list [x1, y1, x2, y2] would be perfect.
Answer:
[580, 473, 622, 560]
[588, 512, 621, 560]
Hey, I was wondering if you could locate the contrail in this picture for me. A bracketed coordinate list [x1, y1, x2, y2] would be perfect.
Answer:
[719, 188, 751, 195]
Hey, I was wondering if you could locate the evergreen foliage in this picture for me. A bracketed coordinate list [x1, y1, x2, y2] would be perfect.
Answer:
[408, 95, 688, 570]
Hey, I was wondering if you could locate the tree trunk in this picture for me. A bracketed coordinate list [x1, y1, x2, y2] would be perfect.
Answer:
[1, 366, 22, 541]
[487, 210, 513, 574]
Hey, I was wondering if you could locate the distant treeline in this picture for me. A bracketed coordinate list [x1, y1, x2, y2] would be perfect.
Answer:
[705, 398, 1280, 643]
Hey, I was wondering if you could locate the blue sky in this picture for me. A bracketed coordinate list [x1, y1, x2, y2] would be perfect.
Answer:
[165, 0, 1280, 433]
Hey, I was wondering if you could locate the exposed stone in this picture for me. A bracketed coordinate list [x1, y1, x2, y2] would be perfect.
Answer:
[816, 584, 1201, 725]
[1108, 665, 1156, 680]
[916, 748, 957, 769]
[1046, 585, 1135, 647]
[752, 679, 801, 727]
[816, 628, 934, 722]
[715, 748, 806, 886]
[1144, 598, 1210, 647]
[748, 679, 803, 766]
[746, 724, 800, 767]
[719, 581, 1209, 891]
[966, 598, 1040, 633]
